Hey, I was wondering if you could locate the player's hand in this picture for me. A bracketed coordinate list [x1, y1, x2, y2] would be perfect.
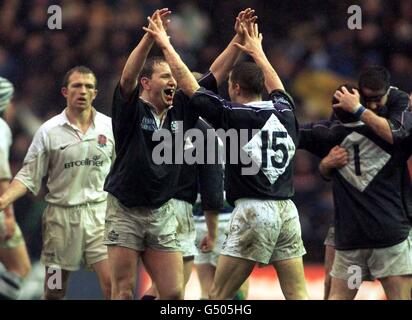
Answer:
[233, 22, 263, 57]
[333, 86, 361, 113]
[199, 233, 215, 253]
[144, 8, 171, 34]
[235, 8, 257, 40]
[1, 211, 16, 241]
[143, 10, 171, 48]
[323, 146, 349, 169]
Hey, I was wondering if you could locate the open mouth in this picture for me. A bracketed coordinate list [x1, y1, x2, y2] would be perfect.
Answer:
[163, 88, 175, 99]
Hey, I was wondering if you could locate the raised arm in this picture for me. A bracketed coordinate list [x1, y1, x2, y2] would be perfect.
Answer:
[234, 22, 284, 92]
[209, 8, 257, 85]
[120, 8, 171, 100]
[333, 87, 394, 144]
[144, 11, 200, 97]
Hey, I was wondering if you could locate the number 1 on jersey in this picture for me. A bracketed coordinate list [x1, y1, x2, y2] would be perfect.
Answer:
[353, 144, 361, 176]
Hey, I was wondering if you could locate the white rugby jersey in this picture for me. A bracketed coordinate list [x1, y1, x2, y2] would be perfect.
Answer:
[15, 108, 115, 206]
[0, 118, 12, 180]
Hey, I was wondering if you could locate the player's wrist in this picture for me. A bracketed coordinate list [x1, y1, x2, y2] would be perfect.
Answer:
[352, 104, 366, 119]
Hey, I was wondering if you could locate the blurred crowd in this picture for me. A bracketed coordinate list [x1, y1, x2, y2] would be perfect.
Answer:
[1, 0, 412, 262]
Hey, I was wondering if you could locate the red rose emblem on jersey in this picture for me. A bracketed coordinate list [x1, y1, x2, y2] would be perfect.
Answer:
[98, 134, 107, 147]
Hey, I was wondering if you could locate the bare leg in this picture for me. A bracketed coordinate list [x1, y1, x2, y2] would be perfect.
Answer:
[0, 244, 31, 278]
[108, 246, 139, 300]
[209, 255, 255, 300]
[328, 277, 358, 300]
[196, 263, 215, 299]
[142, 249, 184, 300]
[380, 275, 412, 300]
[272, 257, 309, 300]
[324, 245, 335, 299]
[92, 259, 111, 299]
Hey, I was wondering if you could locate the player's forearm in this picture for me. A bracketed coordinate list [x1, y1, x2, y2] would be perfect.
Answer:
[204, 210, 219, 239]
[210, 34, 243, 86]
[252, 52, 284, 92]
[0, 179, 28, 210]
[160, 42, 200, 97]
[0, 180, 14, 218]
[120, 33, 154, 98]
[360, 109, 393, 144]
[319, 159, 333, 180]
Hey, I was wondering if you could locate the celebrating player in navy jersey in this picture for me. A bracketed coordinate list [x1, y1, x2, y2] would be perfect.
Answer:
[333, 66, 410, 144]
[145, 12, 308, 300]
[141, 117, 224, 300]
[104, 8, 257, 300]
[300, 84, 412, 300]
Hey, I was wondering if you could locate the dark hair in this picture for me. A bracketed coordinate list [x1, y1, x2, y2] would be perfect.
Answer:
[229, 61, 264, 97]
[138, 56, 167, 89]
[358, 65, 390, 92]
[62, 66, 97, 88]
[332, 84, 359, 123]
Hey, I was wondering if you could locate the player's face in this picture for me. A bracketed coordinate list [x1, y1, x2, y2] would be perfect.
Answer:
[62, 72, 97, 111]
[360, 87, 389, 112]
[147, 62, 177, 109]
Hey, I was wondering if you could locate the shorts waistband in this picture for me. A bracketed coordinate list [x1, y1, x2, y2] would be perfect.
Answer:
[47, 201, 106, 210]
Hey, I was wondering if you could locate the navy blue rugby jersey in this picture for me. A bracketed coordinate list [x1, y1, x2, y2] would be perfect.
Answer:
[374, 87, 411, 141]
[104, 72, 217, 208]
[189, 88, 298, 206]
[174, 117, 224, 210]
[299, 120, 411, 250]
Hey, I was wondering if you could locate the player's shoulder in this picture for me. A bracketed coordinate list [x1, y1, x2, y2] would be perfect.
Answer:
[94, 110, 113, 132]
[94, 110, 112, 124]
[38, 112, 67, 135]
[388, 86, 409, 101]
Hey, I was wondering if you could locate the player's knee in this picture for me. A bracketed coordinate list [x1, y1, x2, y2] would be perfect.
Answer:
[208, 284, 222, 300]
[283, 282, 309, 300]
[114, 289, 134, 300]
[284, 290, 309, 300]
[160, 285, 184, 300]
[101, 278, 112, 300]
[112, 281, 134, 300]
[162, 289, 184, 300]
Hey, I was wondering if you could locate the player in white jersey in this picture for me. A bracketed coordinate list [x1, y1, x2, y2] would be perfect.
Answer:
[0, 67, 114, 299]
[0, 77, 31, 299]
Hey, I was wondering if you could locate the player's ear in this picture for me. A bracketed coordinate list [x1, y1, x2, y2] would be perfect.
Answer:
[141, 77, 150, 91]
[61, 87, 68, 98]
[234, 83, 241, 95]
